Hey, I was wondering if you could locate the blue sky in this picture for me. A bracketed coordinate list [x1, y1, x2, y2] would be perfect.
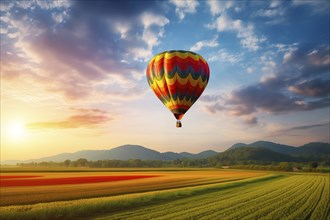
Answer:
[1, 0, 329, 160]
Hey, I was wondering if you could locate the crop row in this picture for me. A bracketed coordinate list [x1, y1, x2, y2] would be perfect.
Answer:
[212, 176, 314, 220]
[257, 176, 323, 220]
[102, 175, 329, 220]
[104, 175, 301, 219]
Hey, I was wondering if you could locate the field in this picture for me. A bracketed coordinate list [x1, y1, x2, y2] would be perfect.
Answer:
[0, 168, 329, 219]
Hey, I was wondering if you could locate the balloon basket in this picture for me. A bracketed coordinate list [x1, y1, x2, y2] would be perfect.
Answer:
[176, 120, 182, 128]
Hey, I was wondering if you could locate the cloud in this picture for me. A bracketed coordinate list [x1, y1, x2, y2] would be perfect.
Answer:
[26, 108, 111, 130]
[203, 44, 330, 123]
[208, 49, 242, 63]
[270, 1, 282, 8]
[292, 0, 330, 14]
[190, 36, 218, 51]
[1, 1, 166, 103]
[279, 122, 330, 133]
[139, 12, 169, 61]
[206, 0, 234, 16]
[255, 8, 284, 17]
[200, 94, 223, 102]
[207, 13, 266, 51]
[228, 85, 298, 115]
[169, 0, 199, 20]
[254, 1, 285, 21]
[246, 67, 254, 74]
[288, 78, 330, 97]
[243, 116, 258, 126]
[204, 103, 226, 114]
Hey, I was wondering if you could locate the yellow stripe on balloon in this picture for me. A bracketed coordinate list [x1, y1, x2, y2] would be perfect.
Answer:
[164, 72, 207, 88]
[153, 53, 166, 62]
[164, 51, 200, 61]
[167, 99, 194, 110]
[149, 73, 208, 95]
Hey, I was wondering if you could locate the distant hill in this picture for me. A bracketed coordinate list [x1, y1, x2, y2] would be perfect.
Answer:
[196, 150, 219, 158]
[214, 147, 295, 164]
[227, 141, 330, 162]
[1, 145, 219, 164]
[162, 150, 218, 160]
[291, 142, 330, 161]
[228, 141, 297, 154]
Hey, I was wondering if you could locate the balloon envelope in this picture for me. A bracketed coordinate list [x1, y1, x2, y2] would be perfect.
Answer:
[146, 50, 210, 126]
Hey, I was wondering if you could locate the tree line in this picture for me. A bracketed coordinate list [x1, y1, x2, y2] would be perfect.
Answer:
[16, 158, 327, 172]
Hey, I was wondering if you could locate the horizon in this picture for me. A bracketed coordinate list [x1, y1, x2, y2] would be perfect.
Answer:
[1, 0, 329, 161]
[2, 140, 329, 162]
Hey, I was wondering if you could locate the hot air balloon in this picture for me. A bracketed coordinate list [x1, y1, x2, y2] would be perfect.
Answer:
[146, 50, 210, 127]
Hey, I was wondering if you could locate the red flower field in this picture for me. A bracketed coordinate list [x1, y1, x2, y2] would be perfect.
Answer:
[0, 175, 159, 187]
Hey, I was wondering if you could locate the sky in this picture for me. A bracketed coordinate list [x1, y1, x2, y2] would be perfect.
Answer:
[1, 0, 329, 161]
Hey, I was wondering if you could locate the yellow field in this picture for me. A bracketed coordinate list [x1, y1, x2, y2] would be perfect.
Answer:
[0, 168, 266, 206]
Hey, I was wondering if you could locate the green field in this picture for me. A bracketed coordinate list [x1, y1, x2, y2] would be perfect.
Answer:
[98, 174, 329, 220]
[0, 169, 329, 219]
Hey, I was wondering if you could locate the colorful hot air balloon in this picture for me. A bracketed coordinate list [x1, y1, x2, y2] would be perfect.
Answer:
[146, 50, 210, 127]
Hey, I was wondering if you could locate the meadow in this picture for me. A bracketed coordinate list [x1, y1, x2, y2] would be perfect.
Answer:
[0, 168, 329, 219]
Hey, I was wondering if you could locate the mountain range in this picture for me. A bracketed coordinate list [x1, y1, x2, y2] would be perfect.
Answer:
[1, 145, 218, 165]
[1, 141, 329, 165]
[227, 141, 329, 162]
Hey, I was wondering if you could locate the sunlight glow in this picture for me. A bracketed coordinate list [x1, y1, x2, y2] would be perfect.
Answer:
[7, 122, 26, 140]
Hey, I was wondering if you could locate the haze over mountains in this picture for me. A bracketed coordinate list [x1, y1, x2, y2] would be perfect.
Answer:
[2, 141, 329, 165]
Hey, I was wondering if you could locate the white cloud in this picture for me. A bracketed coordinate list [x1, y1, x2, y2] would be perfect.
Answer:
[208, 49, 241, 63]
[7, 32, 20, 39]
[207, 13, 232, 31]
[206, 0, 234, 16]
[142, 28, 159, 50]
[35, 0, 71, 10]
[270, 0, 282, 8]
[283, 48, 297, 63]
[247, 67, 254, 74]
[52, 12, 65, 23]
[130, 47, 153, 62]
[0, 1, 14, 11]
[261, 60, 276, 73]
[208, 13, 266, 51]
[253, 1, 286, 25]
[258, 53, 277, 74]
[131, 12, 170, 61]
[238, 24, 266, 51]
[190, 36, 219, 51]
[16, 1, 34, 9]
[170, 0, 199, 20]
[113, 22, 130, 39]
[141, 12, 169, 28]
[255, 8, 284, 17]
[0, 28, 7, 34]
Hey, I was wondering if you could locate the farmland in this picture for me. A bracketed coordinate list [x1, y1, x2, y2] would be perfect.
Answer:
[0, 168, 329, 219]
[0, 168, 263, 206]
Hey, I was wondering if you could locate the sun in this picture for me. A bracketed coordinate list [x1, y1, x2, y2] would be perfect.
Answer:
[7, 122, 26, 140]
